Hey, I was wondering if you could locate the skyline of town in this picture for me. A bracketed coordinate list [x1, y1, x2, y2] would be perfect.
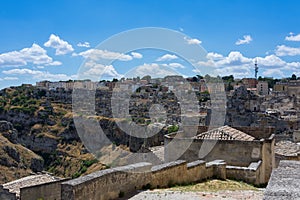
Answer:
[1, 1, 300, 89]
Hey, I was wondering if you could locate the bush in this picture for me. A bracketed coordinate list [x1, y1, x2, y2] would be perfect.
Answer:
[168, 125, 179, 133]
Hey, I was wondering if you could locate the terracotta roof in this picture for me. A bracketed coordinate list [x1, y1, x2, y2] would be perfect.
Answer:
[193, 126, 255, 141]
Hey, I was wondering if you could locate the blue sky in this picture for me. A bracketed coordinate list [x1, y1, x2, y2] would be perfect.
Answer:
[1, 0, 300, 88]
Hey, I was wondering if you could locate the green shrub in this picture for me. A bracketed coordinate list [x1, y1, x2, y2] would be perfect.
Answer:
[168, 125, 179, 133]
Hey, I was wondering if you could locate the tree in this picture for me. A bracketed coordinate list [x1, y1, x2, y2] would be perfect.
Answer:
[291, 74, 297, 80]
[222, 75, 234, 82]
[192, 76, 198, 82]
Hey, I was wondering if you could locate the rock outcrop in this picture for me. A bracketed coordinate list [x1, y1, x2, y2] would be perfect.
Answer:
[0, 120, 44, 184]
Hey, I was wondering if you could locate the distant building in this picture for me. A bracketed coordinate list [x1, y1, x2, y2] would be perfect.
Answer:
[257, 81, 269, 95]
[274, 80, 300, 97]
[242, 78, 258, 89]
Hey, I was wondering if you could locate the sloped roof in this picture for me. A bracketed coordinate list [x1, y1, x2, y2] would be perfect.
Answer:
[193, 125, 255, 141]
[3, 174, 63, 198]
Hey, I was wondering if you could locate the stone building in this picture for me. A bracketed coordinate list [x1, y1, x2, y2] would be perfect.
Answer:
[257, 81, 269, 95]
[165, 125, 275, 184]
[242, 78, 258, 89]
[274, 80, 300, 97]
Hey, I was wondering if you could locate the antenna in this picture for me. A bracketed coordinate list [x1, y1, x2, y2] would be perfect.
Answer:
[254, 59, 258, 79]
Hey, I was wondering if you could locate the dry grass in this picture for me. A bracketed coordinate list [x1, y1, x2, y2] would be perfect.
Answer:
[170, 179, 258, 192]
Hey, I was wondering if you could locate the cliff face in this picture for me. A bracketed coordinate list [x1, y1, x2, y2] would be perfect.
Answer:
[0, 120, 43, 184]
[0, 86, 104, 183]
[0, 85, 169, 182]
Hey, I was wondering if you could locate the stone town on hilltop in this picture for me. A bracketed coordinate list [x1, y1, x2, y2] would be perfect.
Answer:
[0, 74, 299, 199]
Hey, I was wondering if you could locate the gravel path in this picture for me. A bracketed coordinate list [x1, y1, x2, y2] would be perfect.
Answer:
[127, 189, 264, 200]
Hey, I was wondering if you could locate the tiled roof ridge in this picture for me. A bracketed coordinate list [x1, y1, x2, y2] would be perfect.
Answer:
[195, 125, 255, 141]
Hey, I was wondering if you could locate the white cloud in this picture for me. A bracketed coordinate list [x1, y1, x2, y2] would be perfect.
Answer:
[131, 52, 143, 59]
[156, 54, 178, 61]
[285, 33, 300, 41]
[131, 63, 179, 78]
[74, 49, 133, 61]
[195, 50, 300, 78]
[2, 68, 76, 81]
[44, 34, 74, 55]
[215, 65, 251, 78]
[82, 62, 121, 79]
[214, 51, 252, 66]
[262, 69, 285, 77]
[184, 36, 202, 45]
[0, 77, 19, 81]
[192, 68, 201, 74]
[46, 61, 62, 66]
[235, 35, 253, 45]
[0, 43, 60, 67]
[256, 55, 286, 67]
[206, 52, 224, 60]
[275, 45, 300, 56]
[161, 62, 185, 68]
[77, 42, 90, 48]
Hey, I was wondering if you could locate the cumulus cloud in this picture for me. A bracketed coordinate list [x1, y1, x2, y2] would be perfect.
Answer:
[161, 62, 185, 68]
[206, 52, 224, 60]
[44, 34, 74, 55]
[0, 43, 60, 67]
[131, 52, 143, 59]
[156, 54, 178, 61]
[262, 69, 285, 77]
[195, 50, 300, 78]
[214, 51, 252, 66]
[77, 42, 90, 48]
[3, 68, 76, 81]
[184, 36, 202, 45]
[82, 62, 122, 79]
[285, 33, 300, 41]
[215, 65, 252, 78]
[131, 63, 179, 78]
[235, 35, 253, 45]
[275, 45, 300, 56]
[73, 49, 134, 61]
[256, 55, 286, 67]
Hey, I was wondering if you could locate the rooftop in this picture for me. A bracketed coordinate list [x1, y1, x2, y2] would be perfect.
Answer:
[2, 173, 62, 198]
[193, 126, 256, 141]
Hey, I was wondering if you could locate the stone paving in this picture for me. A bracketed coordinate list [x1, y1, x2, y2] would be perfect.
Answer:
[127, 189, 264, 200]
[275, 140, 300, 156]
[264, 160, 300, 200]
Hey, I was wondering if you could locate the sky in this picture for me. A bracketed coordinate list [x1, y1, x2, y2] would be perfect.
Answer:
[1, 0, 300, 88]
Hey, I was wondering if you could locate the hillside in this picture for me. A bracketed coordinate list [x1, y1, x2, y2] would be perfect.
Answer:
[0, 85, 105, 183]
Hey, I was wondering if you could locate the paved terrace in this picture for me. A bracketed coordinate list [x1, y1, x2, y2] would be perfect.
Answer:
[264, 160, 300, 200]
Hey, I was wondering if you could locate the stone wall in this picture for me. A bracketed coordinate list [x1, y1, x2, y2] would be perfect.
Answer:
[165, 133, 275, 184]
[61, 162, 152, 200]
[151, 160, 187, 188]
[0, 185, 16, 200]
[275, 153, 300, 167]
[60, 159, 264, 200]
[170, 139, 263, 167]
[20, 179, 68, 200]
[226, 161, 262, 185]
